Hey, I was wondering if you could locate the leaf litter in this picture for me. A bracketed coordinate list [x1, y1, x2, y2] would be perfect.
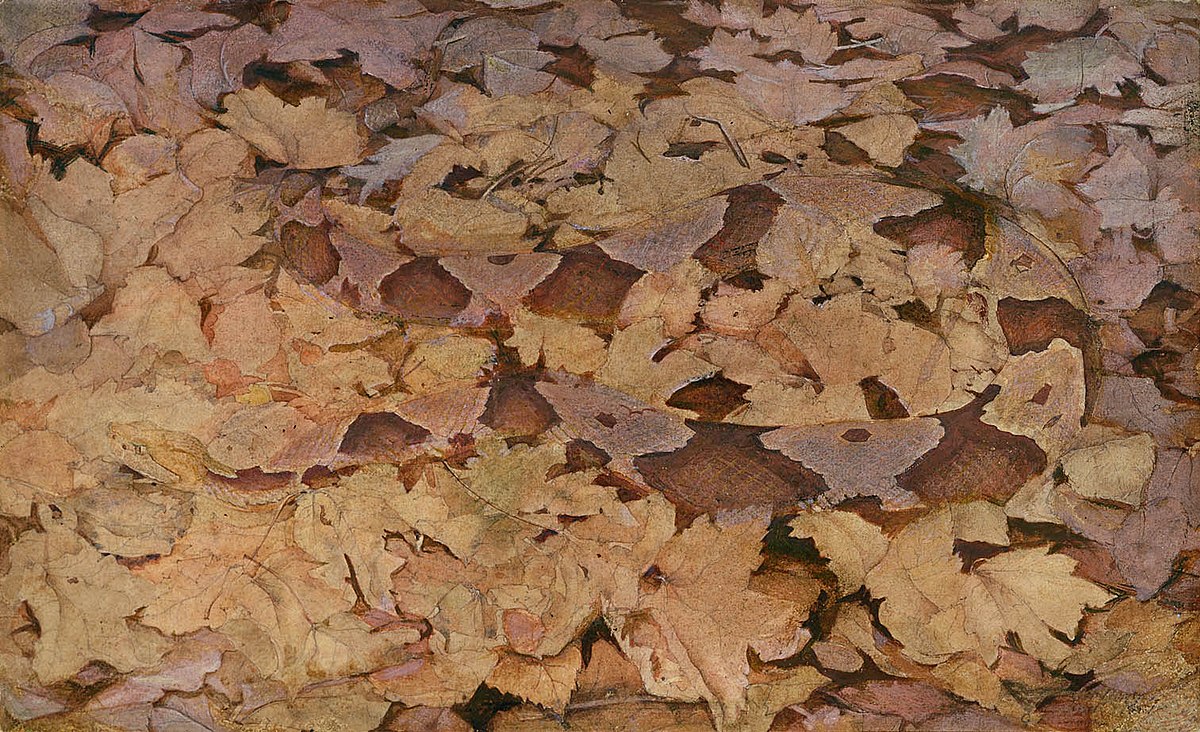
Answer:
[0, 1, 1197, 730]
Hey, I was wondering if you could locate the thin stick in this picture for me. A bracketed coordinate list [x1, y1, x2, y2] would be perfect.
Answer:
[690, 115, 750, 168]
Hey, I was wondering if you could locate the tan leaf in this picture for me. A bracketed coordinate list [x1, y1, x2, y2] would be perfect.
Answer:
[0, 526, 168, 684]
[0, 199, 97, 337]
[982, 338, 1084, 458]
[291, 465, 409, 610]
[217, 86, 364, 169]
[486, 646, 582, 713]
[611, 513, 813, 727]
[506, 309, 608, 374]
[866, 506, 1114, 665]
[91, 267, 210, 360]
[836, 114, 919, 167]
[789, 510, 889, 594]
[596, 318, 717, 407]
[1060, 433, 1156, 506]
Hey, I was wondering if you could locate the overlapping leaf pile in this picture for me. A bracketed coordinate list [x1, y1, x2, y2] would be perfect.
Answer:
[0, 0, 1198, 730]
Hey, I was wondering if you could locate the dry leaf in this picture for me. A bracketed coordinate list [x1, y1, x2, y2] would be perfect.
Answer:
[0, 525, 168, 684]
[2, 2, 1197, 727]
[218, 87, 364, 169]
[611, 512, 813, 727]
[866, 506, 1114, 665]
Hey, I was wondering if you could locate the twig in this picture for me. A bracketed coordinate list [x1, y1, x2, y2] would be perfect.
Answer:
[689, 114, 750, 168]
[834, 37, 885, 51]
[439, 460, 554, 531]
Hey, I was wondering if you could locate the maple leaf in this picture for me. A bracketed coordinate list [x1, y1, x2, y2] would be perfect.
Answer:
[391, 438, 609, 566]
[952, 109, 1100, 254]
[17, 73, 130, 156]
[865, 505, 1114, 665]
[1019, 38, 1143, 110]
[805, 5, 966, 65]
[1061, 598, 1197, 692]
[90, 267, 210, 362]
[1077, 142, 1182, 232]
[506, 308, 609, 374]
[133, 520, 394, 690]
[789, 510, 889, 594]
[218, 87, 364, 169]
[734, 61, 851, 126]
[610, 512, 814, 728]
[0, 525, 169, 684]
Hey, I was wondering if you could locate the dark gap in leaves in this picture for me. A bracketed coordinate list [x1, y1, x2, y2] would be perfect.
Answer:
[953, 539, 1009, 572]
[875, 194, 988, 266]
[85, 8, 145, 33]
[899, 75, 1036, 127]
[481, 375, 561, 438]
[636, 423, 827, 529]
[525, 245, 644, 329]
[542, 43, 595, 88]
[379, 257, 472, 321]
[578, 616, 616, 668]
[762, 515, 825, 565]
[547, 439, 610, 479]
[615, 0, 713, 55]
[663, 140, 721, 160]
[206, 0, 288, 29]
[694, 184, 784, 279]
[822, 130, 871, 166]
[892, 300, 940, 333]
[453, 684, 523, 732]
